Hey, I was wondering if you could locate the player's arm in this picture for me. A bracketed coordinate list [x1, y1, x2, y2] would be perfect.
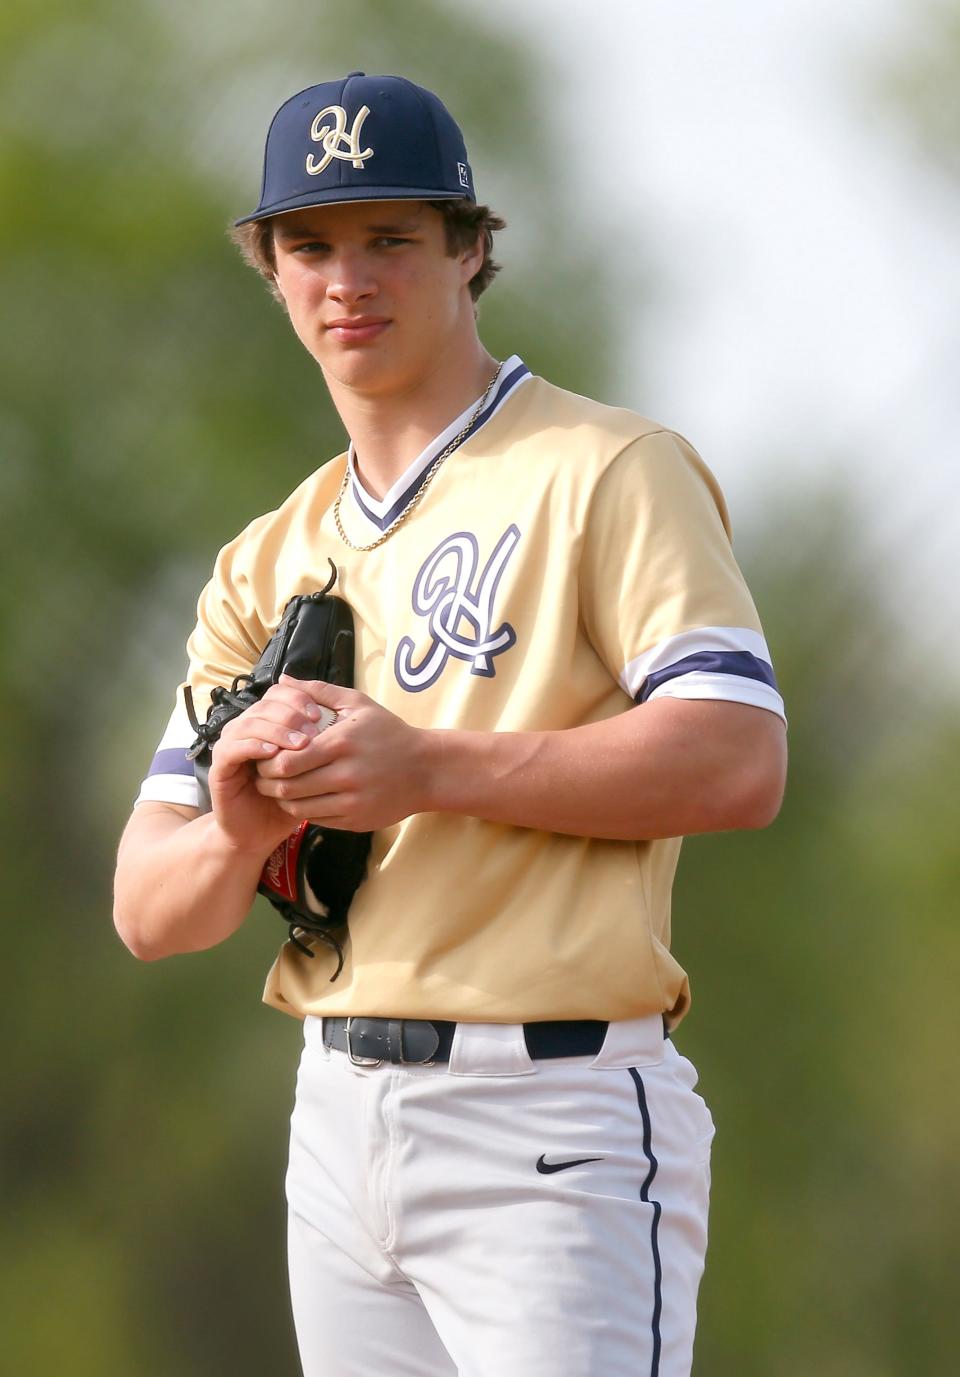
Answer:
[113, 803, 267, 959]
[423, 695, 786, 838]
[113, 683, 324, 960]
[252, 679, 786, 841]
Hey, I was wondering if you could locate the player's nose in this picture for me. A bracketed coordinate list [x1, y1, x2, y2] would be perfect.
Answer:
[324, 247, 377, 304]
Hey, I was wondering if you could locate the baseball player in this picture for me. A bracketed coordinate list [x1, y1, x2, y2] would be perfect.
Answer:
[114, 73, 787, 1377]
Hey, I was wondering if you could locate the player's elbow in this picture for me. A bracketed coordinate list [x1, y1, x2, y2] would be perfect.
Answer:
[112, 890, 161, 961]
[115, 927, 158, 962]
[724, 721, 787, 830]
[112, 858, 177, 962]
[112, 803, 199, 961]
[728, 773, 785, 831]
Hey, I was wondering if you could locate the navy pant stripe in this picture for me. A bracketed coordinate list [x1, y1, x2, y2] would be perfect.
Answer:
[629, 1067, 663, 1376]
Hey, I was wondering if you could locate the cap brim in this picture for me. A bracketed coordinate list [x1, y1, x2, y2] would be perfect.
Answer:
[234, 185, 473, 227]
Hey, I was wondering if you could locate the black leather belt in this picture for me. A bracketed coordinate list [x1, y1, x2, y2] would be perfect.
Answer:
[322, 1017, 614, 1066]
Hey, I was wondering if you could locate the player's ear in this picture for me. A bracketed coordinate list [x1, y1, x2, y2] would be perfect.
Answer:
[458, 232, 484, 288]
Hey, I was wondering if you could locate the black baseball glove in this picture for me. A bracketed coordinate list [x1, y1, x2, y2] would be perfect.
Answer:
[183, 560, 371, 979]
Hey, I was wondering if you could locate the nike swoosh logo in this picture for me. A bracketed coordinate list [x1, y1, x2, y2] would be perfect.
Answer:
[536, 1153, 604, 1175]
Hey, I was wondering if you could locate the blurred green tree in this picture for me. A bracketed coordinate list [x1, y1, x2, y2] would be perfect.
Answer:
[871, 0, 960, 182]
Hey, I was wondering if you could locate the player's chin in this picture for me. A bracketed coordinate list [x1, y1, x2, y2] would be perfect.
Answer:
[319, 343, 408, 394]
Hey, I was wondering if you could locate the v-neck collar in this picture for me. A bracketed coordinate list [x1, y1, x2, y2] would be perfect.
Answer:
[345, 355, 531, 535]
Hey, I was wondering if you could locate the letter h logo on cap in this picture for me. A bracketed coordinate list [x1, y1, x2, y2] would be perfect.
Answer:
[306, 105, 374, 175]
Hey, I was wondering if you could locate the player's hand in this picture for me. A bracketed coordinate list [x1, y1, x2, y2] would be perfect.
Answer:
[253, 675, 431, 831]
[206, 679, 337, 854]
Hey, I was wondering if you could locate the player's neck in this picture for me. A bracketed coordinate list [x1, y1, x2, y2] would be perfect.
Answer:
[327, 340, 499, 501]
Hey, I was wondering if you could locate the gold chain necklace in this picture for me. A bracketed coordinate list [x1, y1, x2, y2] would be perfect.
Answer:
[333, 362, 503, 552]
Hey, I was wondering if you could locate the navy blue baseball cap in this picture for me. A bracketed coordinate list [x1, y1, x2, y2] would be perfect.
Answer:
[235, 72, 476, 225]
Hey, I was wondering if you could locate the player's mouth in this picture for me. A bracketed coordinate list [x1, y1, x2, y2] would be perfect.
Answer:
[325, 316, 391, 344]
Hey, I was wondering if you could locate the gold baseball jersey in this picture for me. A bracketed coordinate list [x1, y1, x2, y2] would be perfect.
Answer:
[138, 357, 785, 1026]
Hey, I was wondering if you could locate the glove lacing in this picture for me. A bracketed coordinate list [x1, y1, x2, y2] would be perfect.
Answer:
[270, 902, 346, 980]
[183, 676, 256, 759]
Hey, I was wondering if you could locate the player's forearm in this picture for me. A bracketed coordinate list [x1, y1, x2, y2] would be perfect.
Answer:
[421, 699, 786, 840]
[113, 809, 266, 960]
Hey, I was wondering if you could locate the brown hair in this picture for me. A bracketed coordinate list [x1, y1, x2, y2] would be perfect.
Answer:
[230, 201, 505, 304]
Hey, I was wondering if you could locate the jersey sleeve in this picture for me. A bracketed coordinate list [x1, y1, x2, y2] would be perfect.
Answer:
[134, 692, 202, 808]
[579, 428, 785, 720]
[133, 514, 276, 808]
[182, 512, 275, 713]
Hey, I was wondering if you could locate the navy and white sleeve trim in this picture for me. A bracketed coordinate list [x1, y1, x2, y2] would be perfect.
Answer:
[135, 695, 202, 808]
[347, 354, 532, 534]
[620, 627, 786, 721]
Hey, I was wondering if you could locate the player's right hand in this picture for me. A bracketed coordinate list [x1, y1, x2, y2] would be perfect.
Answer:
[206, 681, 337, 856]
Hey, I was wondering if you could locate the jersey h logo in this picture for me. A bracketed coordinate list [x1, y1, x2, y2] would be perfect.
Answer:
[395, 527, 521, 692]
[306, 105, 374, 175]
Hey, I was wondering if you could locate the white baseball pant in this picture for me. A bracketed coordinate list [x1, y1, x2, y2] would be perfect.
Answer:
[286, 1015, 714, 1377]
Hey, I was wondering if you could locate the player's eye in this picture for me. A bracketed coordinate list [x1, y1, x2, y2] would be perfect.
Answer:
[373, 236, 414, 248]
[291, 241, 330, 254]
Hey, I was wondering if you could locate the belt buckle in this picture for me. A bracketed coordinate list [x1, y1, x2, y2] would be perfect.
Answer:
[344, 1017, 382, 1068]
[398, 1019, 441, 1067]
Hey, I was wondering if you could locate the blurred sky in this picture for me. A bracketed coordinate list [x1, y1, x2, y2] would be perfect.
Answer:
[453, 0, 958, 651]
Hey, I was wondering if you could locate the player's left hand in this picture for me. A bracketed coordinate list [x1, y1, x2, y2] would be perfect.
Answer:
[253, 674, 432, 831]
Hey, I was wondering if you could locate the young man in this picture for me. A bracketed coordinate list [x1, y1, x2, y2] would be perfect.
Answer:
[114, 73, 787, 1377]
